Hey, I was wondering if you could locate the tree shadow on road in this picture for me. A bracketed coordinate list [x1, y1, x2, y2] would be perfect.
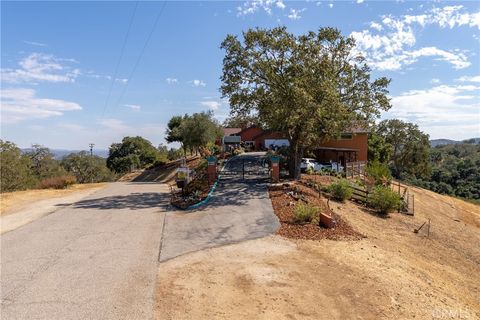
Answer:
[71, 192, 169, 210]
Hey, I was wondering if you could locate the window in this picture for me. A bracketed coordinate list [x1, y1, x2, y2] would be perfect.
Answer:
[340, 133, 353, 140]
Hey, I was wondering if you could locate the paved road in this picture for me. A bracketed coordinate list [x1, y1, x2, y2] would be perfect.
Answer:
[1, 182, 168, 320]
[159, 152, 280, 261]
[1, 153, 280, 318]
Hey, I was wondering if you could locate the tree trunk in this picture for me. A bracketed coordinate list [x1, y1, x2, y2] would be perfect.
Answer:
[289, 143, 303, 180]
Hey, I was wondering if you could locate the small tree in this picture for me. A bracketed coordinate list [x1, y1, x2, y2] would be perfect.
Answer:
[24, 144, 66, 179]
[165, 115, 188, 156]
[221, 27, 391, 179]
[107, 136, 158, 173]
[0, 140, 36, 192]
[367, 186, 401, 214]
[328, 179, 353, 202]
[376, 119, 430, 179]
[61, 151, 114, 183]
[180, 111, 222, 156]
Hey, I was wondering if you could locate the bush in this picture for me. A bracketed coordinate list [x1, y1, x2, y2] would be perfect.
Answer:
[366, 160, 392, 185]
[1, 140, 37, 192]
[305, 166, 315, 175]
[61, 151, 115, 183]
[367, 186, 401, 214]
[233, 147, 244, 155]
[293, 203, 318, 224]
[328, 179, 353, 202]
[39, 175, 77, 189]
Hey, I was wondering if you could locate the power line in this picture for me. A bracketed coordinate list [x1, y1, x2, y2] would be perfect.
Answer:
[101, 1, 139, 117]
[111, 1, 167, 114]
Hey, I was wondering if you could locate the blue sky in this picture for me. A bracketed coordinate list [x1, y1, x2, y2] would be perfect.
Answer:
[1, 1, 479, 150]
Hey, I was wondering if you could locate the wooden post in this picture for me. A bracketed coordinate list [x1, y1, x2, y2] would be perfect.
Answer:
[271, 156, 280, 183]
[207, 156, 217, 186]
[427, 218, 431, 238]
[412, 194, 415, 214]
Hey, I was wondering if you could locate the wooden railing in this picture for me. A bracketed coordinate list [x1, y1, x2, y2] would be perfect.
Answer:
[345, 161, 367, 179]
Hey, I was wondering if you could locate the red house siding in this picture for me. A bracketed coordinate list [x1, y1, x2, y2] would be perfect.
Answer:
[317, 134, 368, 162]
[239, 127, 264, 142]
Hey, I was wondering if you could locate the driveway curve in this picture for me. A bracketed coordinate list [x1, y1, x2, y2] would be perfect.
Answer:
[159, 152, 280, 262]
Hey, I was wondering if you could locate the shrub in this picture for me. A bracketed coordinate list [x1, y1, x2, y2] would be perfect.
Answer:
[39, 175, 77, 189]
[328, 179, 353, 202]
[366, 160, 392, 185]
[293, 203, 318, 224]
[305, 166, 315, 175]
[233, 147, 244, 155]
[367, 186, 401, 214]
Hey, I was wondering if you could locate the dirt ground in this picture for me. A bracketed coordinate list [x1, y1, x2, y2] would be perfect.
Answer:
[0, 183, 106, 216]
[155, 184, 480, 320]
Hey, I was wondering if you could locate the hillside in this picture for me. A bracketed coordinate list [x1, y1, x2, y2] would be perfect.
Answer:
[21, 148, 109, 159]
[156, 182, 480, 319]
[430, 137, 480, 147]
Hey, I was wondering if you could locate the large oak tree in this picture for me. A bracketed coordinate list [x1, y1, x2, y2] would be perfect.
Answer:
[220, 27, 391, 178]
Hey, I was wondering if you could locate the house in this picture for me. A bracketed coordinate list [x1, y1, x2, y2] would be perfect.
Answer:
[220, 122, 368, 167]
[313, 123, 369, 166]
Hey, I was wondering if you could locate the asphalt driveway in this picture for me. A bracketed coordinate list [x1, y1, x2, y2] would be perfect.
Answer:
[1, 182, 168, 320]
[1, 153, 280, 319]
[159, 152, 280, 261]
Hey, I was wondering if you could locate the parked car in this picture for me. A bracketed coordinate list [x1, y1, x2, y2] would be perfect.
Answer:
[301, 158, 323, 172]
[319, 162, 344, 172]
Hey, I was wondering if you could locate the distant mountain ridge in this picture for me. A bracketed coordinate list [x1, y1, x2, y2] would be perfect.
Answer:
[21, 148, 109, 159]
[430, 138, 480, 147]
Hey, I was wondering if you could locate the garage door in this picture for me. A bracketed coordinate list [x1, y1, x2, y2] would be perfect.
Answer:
[265, 139, 290, 148]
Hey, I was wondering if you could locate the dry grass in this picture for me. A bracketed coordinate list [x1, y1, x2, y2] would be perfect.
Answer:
[0, 183, 106, 216]
[155, 183, 480, 320]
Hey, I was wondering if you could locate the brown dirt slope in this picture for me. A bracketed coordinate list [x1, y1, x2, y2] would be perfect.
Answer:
[155, 183, 480, 320]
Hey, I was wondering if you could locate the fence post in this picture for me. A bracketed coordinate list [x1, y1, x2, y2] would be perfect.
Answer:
[207, 156, 217, 186]
[271, 156, 280, 183]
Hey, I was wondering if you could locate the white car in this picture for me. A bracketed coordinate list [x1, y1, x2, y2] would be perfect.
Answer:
[300, 158, 323, 172]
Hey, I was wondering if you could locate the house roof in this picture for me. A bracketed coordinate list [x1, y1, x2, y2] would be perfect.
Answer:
[345, 121, 369, 133]
[251, 130, 288, 141]
[222, 127, 242, 136]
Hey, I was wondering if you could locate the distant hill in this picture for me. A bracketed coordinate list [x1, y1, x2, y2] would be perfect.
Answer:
[21, 148, 109, 159]
[430, 138, 480, 147]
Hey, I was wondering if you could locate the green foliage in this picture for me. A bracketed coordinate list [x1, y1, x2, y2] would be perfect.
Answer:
[407, 143, 480, 200]
[223, 114, 262, 128]
[328, 179, 353, 202]
[0, 140, 36, 192]
[305, 167, 315, 175]
[181, 111, 223, 155]
[366, 160, 392, 185]
[220, 27, 391, 179]
[166, 111, 222, 157]
[61, 151, 114, 183]
[107, 136, 158, 173]
[367, 186, 401, 214]
[39, 175, 77, 189]
[293, 203, 318, 224]
[24, 144, 67, 179]
[376, 119, 430, 179]
[368, 132, 393, 164]
[167, 148, 184, 161]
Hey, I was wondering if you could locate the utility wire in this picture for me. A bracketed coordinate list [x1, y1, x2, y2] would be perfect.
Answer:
[101, 1, 139, 117]
[111, 1, 167, 115]
[102, 1, 138, 118]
